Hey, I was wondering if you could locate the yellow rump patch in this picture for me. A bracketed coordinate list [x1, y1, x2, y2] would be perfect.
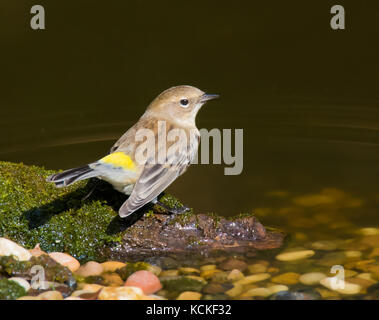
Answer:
[100, 152, 136, 171]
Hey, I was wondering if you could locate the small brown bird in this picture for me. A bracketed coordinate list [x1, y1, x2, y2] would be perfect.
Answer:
[47, 85, 219, 217]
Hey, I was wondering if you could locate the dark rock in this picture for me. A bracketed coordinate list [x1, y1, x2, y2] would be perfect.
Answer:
[104, 212, 285, 262]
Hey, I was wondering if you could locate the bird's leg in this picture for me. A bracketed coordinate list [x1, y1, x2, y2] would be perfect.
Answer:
[151, 198, 190, 215]
[81, 178, 100, 201]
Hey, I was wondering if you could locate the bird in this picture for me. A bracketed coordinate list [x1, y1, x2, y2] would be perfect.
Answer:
[47, 85, 219, 218]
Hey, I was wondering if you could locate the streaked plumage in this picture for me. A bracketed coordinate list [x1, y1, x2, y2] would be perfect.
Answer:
[47, 85, 218, 218]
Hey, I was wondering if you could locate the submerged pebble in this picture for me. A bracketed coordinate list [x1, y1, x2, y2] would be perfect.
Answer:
[29, 244, 46, 257]
[311, 240, 337, 251]
[0, 238, 32, 261]
[227, 269, 244, 281]
[276, 250, 315, 261]
[99, 286, 149, 300]
[248, 263, 268, 274]
[267, 284, 289, 295]
[299, 272, 326, 285]
[320, 277, 361, 295]
[271, 272, 300, 285]
[219, 258, 247, 272]
[241, 287, 271, 298]
[48, 252, 80, 272]
[75, 261, 103, 277]
[101, 261, 126, 273]
[200, 265, 216, 271]
[176, 291, 202, 300]
[125, 270, 162, 295]
[234, 273, 271, 285]
[225, 284, 243, 297]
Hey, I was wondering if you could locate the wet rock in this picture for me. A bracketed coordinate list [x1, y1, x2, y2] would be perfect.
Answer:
[219, 258, 247, 272]
[241, 287, 271, 298]
[105, 212, 284, 261]
[160, 270, 179, 277]
[176, 291, 202, 300]
[101, 261, 126, 273]
[227, 269, 244, 281]
[358, 228, 379, 236]
[29, 244, 46, 257]
[200, 264, 216, 271]
[49, 252, 80, 272]
[210, 271, 229, 283]
[125, 270, 162, 294]
[267, 284, 289, 295]
[98, 286, 148, 300]
[276, 250, 315, 261]
[200, 269, 222, 280]
[299, 272, 326, 285]
[0, 238, 32, 261]
[202, 283, 233, 294]
[247, 262, 268, 274]
[178, 267, 200, 275]
[37, 290, 64, 300]
[320, 277, 361, 295]
[234, 273, 271, 285]
[225, 283, 243, 297]
[346, 277, 375, 290]
[116, 262, 158, 281]
[270, 289, 321, 300]
[75, 261, 103, 277]
[344, 251, 362, 259]
[272, 272, 300, 285]
[102, 273, 124, 287]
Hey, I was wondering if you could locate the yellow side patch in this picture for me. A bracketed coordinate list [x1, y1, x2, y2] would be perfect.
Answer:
[100, 152, 136, 171]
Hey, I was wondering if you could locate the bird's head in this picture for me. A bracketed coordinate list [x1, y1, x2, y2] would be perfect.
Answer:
[146, 85, 219, 127]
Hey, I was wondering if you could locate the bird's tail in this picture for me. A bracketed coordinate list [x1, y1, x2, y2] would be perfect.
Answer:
[46, 165, 98, 188]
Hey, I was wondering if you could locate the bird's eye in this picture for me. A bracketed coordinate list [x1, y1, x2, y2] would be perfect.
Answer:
[180, 99, 189, 107]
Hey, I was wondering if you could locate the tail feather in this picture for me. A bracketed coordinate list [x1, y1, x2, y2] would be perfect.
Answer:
[47, 165, 98, 188]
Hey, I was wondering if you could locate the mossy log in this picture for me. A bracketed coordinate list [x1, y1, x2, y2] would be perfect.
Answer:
[0, 162, 284, 263]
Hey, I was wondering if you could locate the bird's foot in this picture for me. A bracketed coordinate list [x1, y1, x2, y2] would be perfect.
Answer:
[154, 200, 190, 215]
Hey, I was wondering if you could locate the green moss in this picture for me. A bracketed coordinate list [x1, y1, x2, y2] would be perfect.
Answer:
[116, 262, 152, 281]
[0, 278, 26, 300]
[0, 256, 30, 276]
[160, 275, 205, 293]
[0, 161, 185, 263]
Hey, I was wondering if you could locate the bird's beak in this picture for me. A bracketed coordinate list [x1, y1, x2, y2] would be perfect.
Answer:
[201, 93, 220, 102]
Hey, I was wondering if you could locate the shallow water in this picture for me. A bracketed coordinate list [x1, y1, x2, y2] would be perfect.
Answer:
[1, 0, 379, 299]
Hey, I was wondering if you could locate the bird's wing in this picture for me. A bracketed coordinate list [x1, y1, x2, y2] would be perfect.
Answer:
[118, 156, 190, 218]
